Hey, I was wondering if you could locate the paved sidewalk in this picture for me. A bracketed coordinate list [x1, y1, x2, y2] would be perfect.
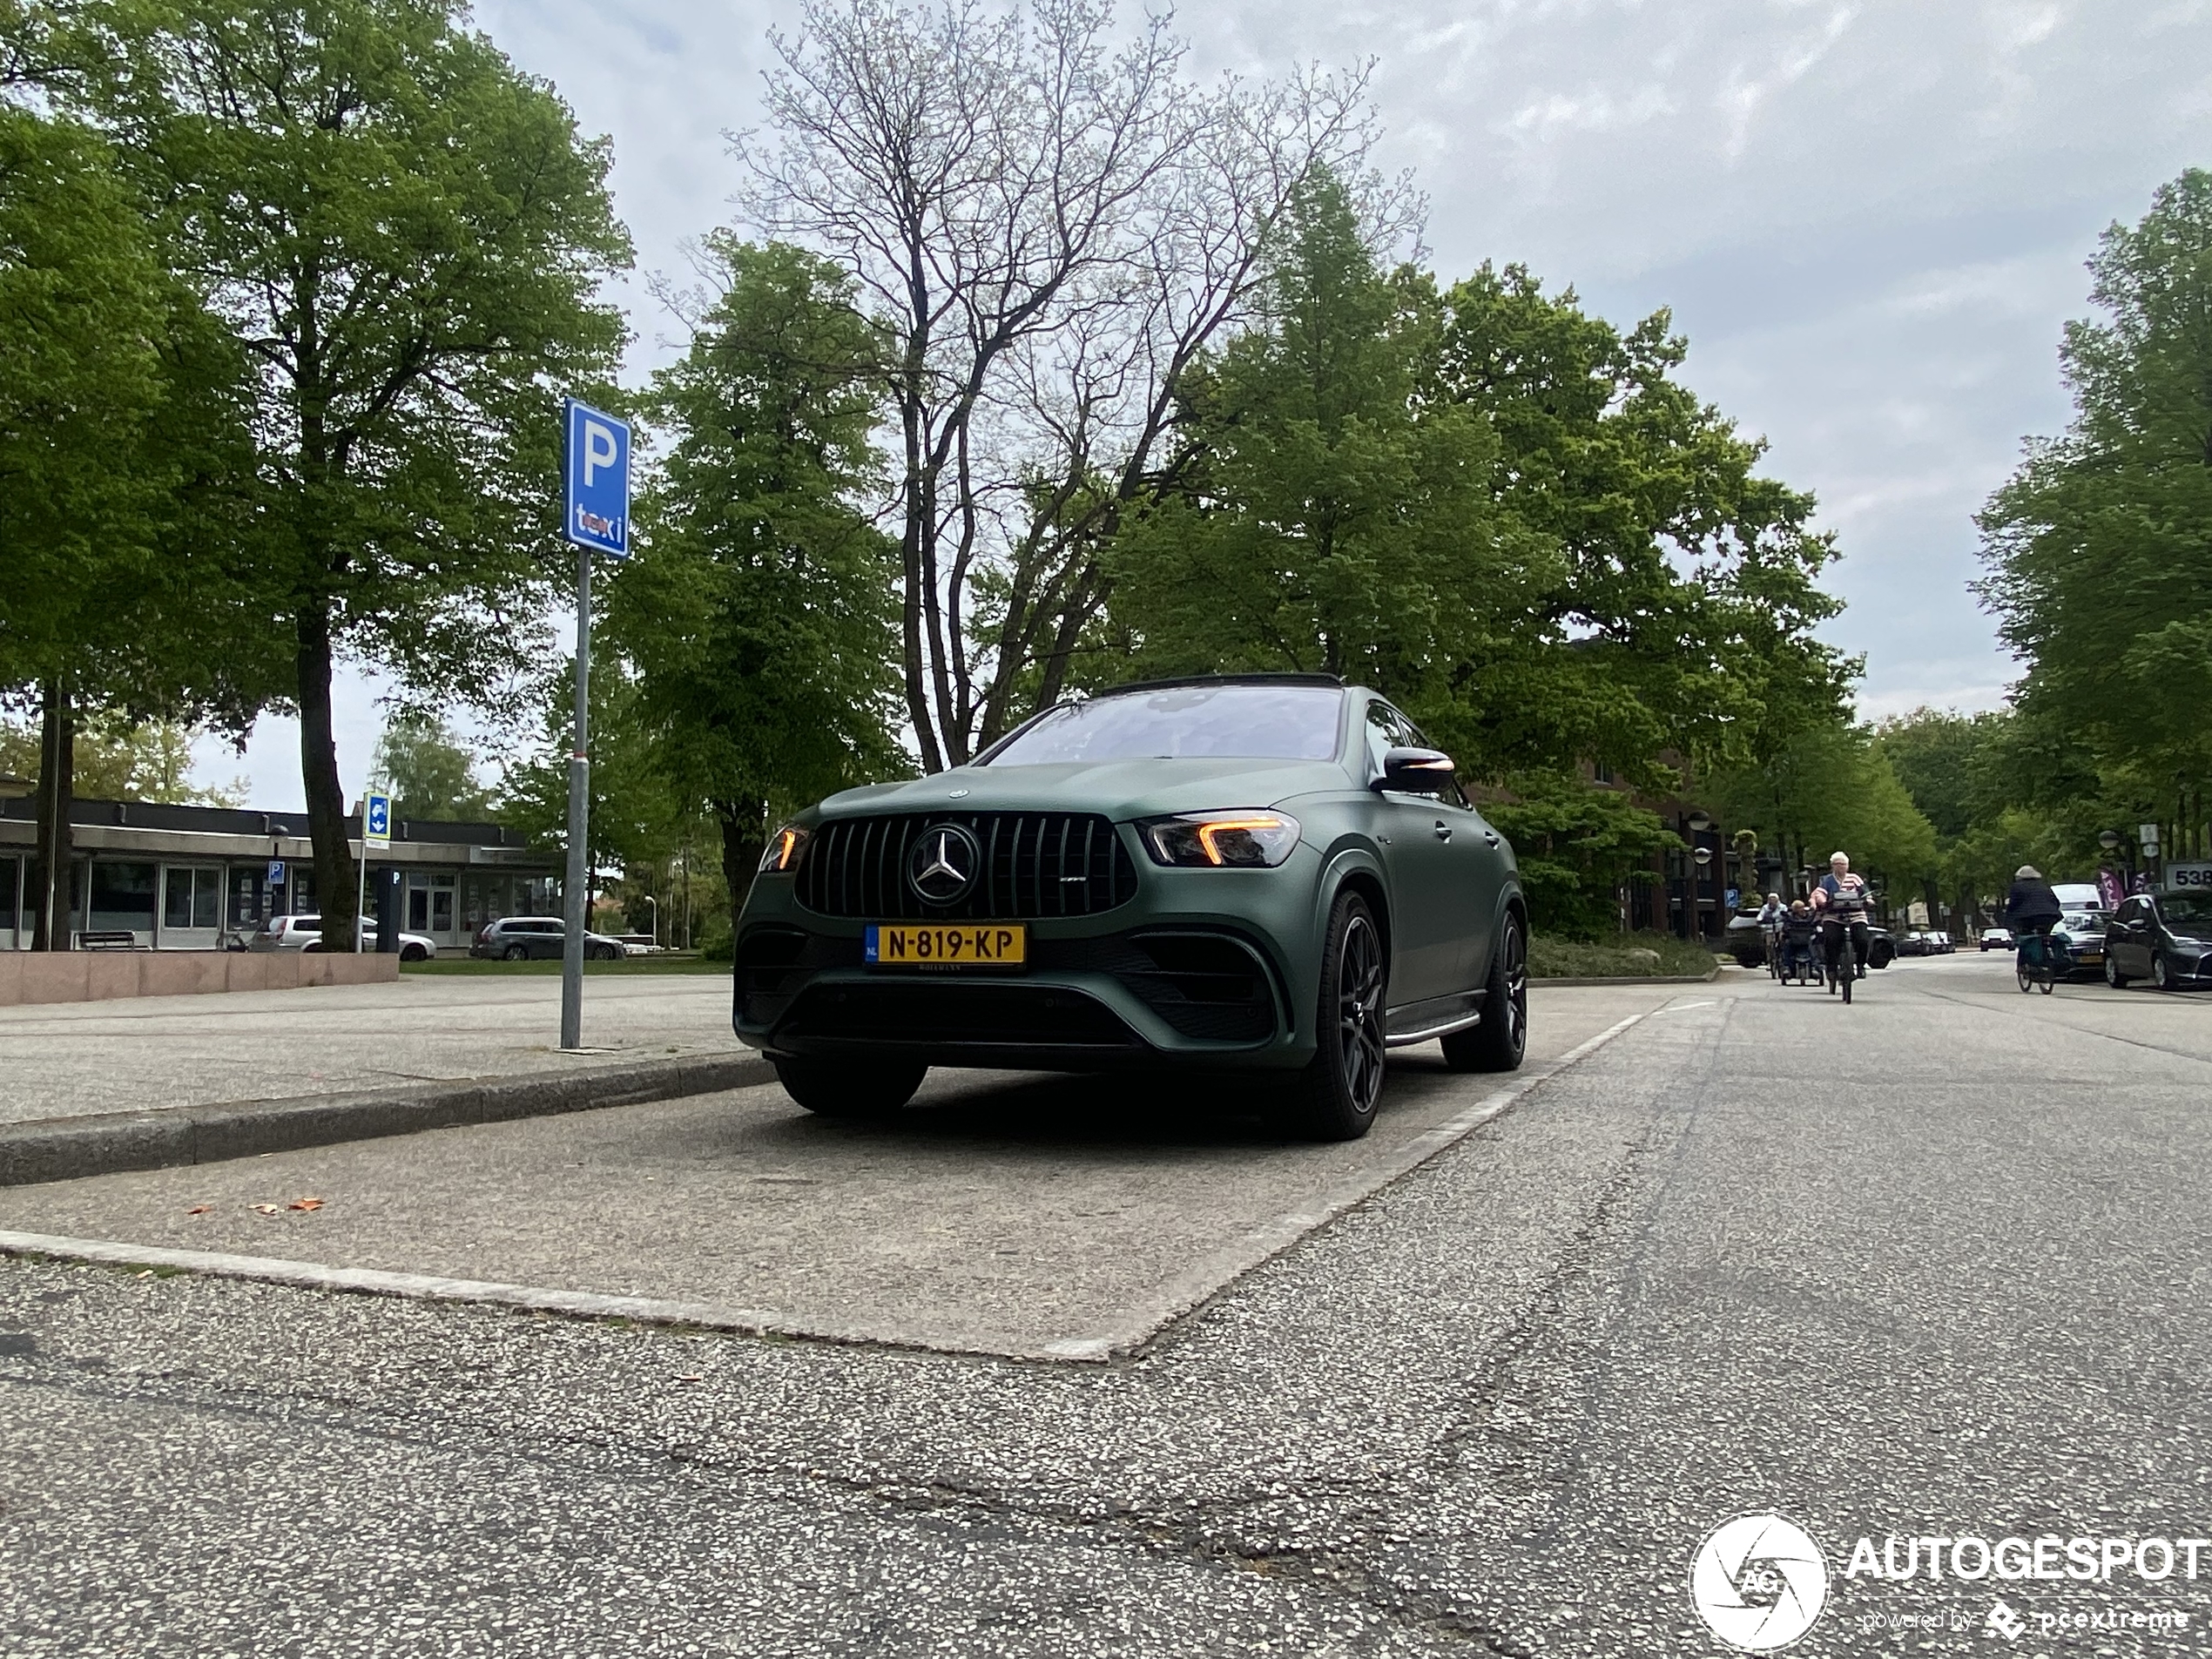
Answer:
[0, 983, 1682, 1357]
[0, 974, 738, 1125]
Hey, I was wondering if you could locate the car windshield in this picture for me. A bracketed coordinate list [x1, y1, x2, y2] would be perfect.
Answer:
[985, 684, 1344, 765]
[2161, 894, 2212, 929]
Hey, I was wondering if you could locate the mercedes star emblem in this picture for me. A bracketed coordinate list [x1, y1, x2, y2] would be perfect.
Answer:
[907, 823, 981, 905]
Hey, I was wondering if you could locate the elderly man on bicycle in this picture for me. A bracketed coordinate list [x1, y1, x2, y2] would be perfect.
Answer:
[1810, 851, 1872, 987]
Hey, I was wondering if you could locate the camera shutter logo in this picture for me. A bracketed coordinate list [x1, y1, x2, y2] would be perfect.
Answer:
[908, 824, 981, 905]
[1689, 1513, 1829, 1651]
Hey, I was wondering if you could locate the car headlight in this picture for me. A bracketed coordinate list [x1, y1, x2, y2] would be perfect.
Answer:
[759, 824, 811, 873]
[1138, 810, 1301, 868]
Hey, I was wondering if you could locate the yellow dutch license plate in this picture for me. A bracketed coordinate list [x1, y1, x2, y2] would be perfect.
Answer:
[866, 922, 1027, 968]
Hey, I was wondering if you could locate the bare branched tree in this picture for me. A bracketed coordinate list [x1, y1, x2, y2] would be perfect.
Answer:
[736, 0, 1397, 769]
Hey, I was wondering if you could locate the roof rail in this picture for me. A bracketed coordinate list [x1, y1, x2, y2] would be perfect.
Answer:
[1090, 671, 1345, 697]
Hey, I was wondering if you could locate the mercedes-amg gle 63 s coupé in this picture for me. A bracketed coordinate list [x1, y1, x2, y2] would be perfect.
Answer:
[734, 676, 1527, 1140]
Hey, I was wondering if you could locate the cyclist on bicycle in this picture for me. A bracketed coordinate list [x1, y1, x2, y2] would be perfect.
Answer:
[1811, 851, 1871, 982]
[2003, 865, 2062, 954]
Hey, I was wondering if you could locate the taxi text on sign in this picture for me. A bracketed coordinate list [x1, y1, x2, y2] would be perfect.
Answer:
[563, 399, 631, 559]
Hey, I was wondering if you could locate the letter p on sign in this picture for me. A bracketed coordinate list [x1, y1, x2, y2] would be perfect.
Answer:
[563, 397, 631, 559]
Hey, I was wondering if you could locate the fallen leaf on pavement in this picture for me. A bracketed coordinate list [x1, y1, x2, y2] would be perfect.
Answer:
[674, 1374, 705, 1384]
[250, 1204, 280, 1215]
[185, 1206, 212, 1216]
[287, 1197, 325, 1212]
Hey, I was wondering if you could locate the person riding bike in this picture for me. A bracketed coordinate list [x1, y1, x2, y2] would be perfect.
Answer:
[1756, 891, 1788, 974]
[1811, 852, 1872, 985]
[2004, 864, 2064, 974]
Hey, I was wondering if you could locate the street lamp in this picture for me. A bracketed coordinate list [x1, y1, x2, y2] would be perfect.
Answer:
[640, 893, 658, 949]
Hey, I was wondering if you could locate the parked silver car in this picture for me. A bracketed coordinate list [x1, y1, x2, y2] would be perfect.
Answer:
[470, 915, 626, 961]
[249, 913, 437, 962]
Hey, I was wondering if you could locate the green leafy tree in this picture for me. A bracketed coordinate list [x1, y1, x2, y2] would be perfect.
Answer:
[0, 91, 271, 944]
[1426, 262, 1855, 786]
[495, 661, 685, 914]
[368, 713, 491, 822]
[1706, 721, 1938, 906]
[55, 0, 632, 948]
[1481, 772, 1677, 940]
[1979, 169, 2212, 806]
[605, 238, 906, 920]
[1108, 174, 1526, 706]
[0, 713, 245, 806]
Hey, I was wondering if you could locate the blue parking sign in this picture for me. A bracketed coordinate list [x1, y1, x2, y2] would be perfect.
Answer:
[563, 398, 630, 558]
[365, 792, 392, 848]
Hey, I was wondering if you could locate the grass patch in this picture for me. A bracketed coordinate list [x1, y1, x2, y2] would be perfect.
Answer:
[401, 954, 730, 976]
[1530, 931, 1720, 979]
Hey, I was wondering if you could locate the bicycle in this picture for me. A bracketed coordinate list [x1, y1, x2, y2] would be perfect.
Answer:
[1826, 924, 1858, 1003]
[2016, 928, 2071, 995]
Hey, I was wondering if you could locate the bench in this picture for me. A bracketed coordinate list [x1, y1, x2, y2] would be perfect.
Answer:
[76, 931, 145, 951]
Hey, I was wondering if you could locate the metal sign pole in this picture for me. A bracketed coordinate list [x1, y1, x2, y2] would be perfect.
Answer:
[556, 395, 627, 1052]
[355, 796, 369, 954]
[561, 543, 591, 1049]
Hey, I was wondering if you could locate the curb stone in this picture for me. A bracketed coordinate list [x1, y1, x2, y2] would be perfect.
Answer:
[0, 1054, 774, 1188]
[1532, 966, 1723, 988]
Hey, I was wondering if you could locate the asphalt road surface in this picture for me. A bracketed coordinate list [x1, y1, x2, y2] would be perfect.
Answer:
[3, 954, 2208, 1657]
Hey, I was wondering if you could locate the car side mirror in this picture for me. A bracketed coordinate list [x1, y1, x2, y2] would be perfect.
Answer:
[1374, 745, 1457, 794]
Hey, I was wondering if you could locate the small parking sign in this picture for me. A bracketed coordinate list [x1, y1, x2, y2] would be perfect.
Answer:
[563, 398, 631, 558]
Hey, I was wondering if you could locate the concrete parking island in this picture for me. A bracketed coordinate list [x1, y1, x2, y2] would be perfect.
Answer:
[0, 983, 1679, 1362]
[0, 949, 397, 1007]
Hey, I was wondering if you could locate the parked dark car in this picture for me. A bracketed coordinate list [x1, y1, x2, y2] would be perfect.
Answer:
[733, 676, 1529, 1141]
[471, 915, 625, 961]
[2050, 907, 2110, 979]
[2103, 892, 2212, 991]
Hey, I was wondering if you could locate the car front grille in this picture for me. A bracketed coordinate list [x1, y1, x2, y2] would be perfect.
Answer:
[796, 813, 1139, 920]
[777, 981, 1140, 1049]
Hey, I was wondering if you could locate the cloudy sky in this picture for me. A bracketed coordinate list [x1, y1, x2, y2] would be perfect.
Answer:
[205, 0, 2212, 808]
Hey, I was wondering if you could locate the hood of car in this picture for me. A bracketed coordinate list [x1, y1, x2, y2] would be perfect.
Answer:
[811, 757, 1359, 826]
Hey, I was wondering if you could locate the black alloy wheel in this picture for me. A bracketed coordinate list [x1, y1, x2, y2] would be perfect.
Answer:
[772, 1056, 928, 1118]
[401, 943, 428, 963]
[1443, 914, 1528, 1073]
[2154, 952, 2175, 993]
[2106, 955, 2129, 989]
[502, 944, 528, 962]
[1279, 890, 1387, 1142]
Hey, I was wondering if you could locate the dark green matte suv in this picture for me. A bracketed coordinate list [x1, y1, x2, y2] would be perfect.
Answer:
[734, 676, 1527, 1139]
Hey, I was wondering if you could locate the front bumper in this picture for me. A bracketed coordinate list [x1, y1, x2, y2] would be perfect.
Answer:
[734, 874, 1322, 1074]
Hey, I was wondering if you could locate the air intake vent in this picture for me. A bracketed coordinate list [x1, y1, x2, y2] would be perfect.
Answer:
[795, 813, 1138, 920]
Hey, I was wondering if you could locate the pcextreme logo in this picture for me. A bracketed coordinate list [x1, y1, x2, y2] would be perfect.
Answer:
[1689, 1513, 1831, 1652]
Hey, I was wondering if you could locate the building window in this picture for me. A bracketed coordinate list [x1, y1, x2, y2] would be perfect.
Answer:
[162, 867, 222, 932]
[89, 861, 158, 936]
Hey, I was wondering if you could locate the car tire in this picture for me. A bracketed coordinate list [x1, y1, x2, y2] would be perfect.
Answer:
[502, 945, 527, 962]
[2153, 952, 2175, 993]
[2106, 956, 2129, 989]
[1275, 889, 1388, 1142]
[772, 1056, 927, 1118]
[1442, 912, 1528, 1074]
[401, 943, 427, 963]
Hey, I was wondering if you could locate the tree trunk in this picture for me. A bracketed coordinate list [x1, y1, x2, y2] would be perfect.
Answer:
[715, 797, 766, 938]
[295, 599, 358, 952]
[30, 679, 74, 952]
